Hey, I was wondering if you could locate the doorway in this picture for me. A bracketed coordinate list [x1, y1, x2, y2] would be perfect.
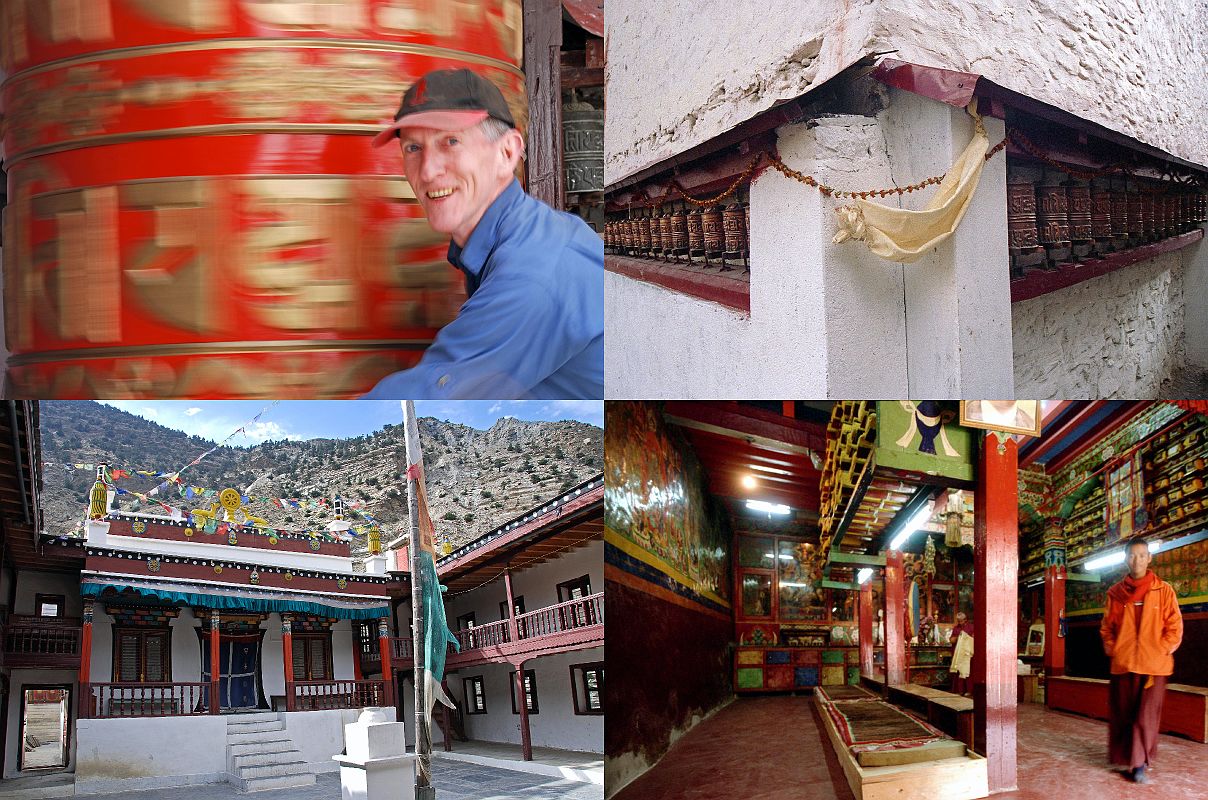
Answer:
[19, 686, 69, 771]
[200, 633, 265, 710]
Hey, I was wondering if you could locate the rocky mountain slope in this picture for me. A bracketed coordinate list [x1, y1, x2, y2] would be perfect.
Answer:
[39, 402, 603, 553]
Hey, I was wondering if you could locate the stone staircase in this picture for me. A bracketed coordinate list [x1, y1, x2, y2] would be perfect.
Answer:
[225, 712, 316, 792]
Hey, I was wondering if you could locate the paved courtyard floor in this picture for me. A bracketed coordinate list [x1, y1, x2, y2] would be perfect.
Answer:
[50, 760, 602, 800]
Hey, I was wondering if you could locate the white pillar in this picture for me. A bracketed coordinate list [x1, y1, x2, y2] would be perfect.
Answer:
[882, 88, 1014, 398]
[1183, 230, 1208, 370]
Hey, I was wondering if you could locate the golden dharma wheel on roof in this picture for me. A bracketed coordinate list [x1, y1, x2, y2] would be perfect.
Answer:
[1, 0, 526, 398]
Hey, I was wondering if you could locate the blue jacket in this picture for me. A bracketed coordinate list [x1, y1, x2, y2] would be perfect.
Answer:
[363, 179, 603, 399]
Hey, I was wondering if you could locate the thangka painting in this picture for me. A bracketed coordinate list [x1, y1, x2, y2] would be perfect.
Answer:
[1106, 452, 1146, 542]
[604, 402, 730, 601]
[875, 401, 974, 484]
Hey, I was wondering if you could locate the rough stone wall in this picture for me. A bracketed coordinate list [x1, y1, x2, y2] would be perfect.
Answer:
[1012, 251, 1187, 398]
[606, 0, 1208, 182]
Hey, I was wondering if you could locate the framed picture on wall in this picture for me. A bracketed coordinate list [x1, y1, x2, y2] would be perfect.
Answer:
[959, 401, 1043, 437]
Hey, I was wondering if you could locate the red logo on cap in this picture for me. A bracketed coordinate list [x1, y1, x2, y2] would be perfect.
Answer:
[412, 78, 428, 105]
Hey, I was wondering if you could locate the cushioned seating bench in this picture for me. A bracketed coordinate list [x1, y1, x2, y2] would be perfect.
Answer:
[814, 691, 988, 800]
[1047, 676, 1208, 742]
[889, 684, 975, 748]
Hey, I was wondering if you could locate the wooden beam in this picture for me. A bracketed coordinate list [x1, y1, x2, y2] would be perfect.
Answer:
[663, 402, 827, 454]
[884, 549, 905, 686]
[973, 432, 1019, 793]
[522, 0, 564, 208]
[561, 65, 604, 89]
[830, 552, 887, 566]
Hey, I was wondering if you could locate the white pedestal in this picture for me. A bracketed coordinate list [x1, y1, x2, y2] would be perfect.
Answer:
[334, 708, 414, 800]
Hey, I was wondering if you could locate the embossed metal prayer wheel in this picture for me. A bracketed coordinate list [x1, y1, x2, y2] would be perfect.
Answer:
[1110, 188, 1129, 244]
[1141, 192, 1156, 240]
[619, 218, 633, 254]
[1035, 182, 1071, 266]
[722, 202, 747, 270]
[562, 95, 604, 194]
[701, 206, 725, 267]
[686, 209, 704, 263]
[649, 208, 664, 257]
[604, 220, 615, 252]
[669, 207, 690, 263]
[658, 210, 674, 261]
[1127, 187, 1144, 241]
[638, 212, 653, 256]
[1164, 195, 1179, 237]
[1089, 186, 1112, 247]
[1, 0, 526, 398]
[1066, 184, 1093, 259]
[1154, 194, 1168, 238]
[1007, 180, 1044, 274]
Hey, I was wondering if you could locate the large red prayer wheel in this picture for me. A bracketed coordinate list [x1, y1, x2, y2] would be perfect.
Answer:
[1, 0, 525, 398]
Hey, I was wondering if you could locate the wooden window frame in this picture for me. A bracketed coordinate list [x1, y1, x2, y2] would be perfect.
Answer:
[34, 594, 65, 619]
[291, 632, 333, 682]
[570, 661, 604, 715]
[113, 627, 172, 683]
[509, 669, 539, 715]
[464, 676, 487, 715]
[556, 576, 592, 603]
[456, 612, 477, 630]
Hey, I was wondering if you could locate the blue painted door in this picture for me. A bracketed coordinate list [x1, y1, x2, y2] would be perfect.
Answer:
[201, 638, 261, 709]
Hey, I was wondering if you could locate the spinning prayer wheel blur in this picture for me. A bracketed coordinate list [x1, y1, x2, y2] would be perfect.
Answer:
[1, 0, 525, 398]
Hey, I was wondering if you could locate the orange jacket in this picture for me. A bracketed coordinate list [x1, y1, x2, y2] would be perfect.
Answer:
[1099, 574, 1183, 676]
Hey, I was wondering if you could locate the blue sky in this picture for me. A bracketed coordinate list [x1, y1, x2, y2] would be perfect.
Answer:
[99, 401, 603, 446]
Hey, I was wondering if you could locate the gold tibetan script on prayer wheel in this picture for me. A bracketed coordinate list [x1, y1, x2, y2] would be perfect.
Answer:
[1, 0, 526, 398]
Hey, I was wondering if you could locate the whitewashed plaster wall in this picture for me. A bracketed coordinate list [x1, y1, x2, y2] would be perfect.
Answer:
[1012, 250, 1189, 398]
[281, 706, 392, 774]
[14, 571, 82, 617]
[75, 715, 228, 794]
[452, 647, 604, 753]
[3, 669, 78, 778]
[606, 0, 1208, 182]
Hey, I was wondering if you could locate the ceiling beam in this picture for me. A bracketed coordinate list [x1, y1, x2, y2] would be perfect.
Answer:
[664, 402, 826, 455]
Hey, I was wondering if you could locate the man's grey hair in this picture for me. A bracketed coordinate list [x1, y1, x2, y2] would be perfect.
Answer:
[479, 118, 526, 161]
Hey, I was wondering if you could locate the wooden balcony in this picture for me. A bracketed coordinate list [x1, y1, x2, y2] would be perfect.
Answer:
[83, 682, 212, 718]
[290, 679, 387, 711]
[384, 592, 604, 670]
[2, 616, 82, 669]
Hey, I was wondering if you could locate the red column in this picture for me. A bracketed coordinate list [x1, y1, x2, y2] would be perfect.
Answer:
[282, 614, 294, 711]
[209, 610, 221, 715]
[974, 431, 1019, 793]
[884, 550, 905, 686]
[1043, 517, 1067, 679]
[515, 660, 533, 761]
[378, 618, 394, 709]
[859, 580, 874, 678]
[79, 600, 94, 719]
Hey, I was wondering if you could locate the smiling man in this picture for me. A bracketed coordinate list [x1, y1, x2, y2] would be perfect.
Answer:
[363, 69, 603, 400]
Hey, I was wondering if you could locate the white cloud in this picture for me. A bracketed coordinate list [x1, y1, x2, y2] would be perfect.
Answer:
[184, 408, 202, 417]
[489, 402, 503, 414]
[540, 401, 604, 425]
[239, 421, 304, 445]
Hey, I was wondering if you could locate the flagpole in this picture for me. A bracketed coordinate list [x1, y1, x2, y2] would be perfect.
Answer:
[402, 401, 435, 800]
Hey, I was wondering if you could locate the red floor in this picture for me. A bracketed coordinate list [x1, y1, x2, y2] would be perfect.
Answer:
[612, 695, 1208, 800]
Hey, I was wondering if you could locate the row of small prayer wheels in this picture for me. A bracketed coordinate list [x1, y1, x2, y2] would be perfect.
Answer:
[1008, 181, 1207, 275]
[604, 202, 750, 269]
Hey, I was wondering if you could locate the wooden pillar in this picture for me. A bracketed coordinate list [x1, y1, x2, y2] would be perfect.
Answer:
[503, 566, 520, 642]
[884, 550, 905, 686]
[352, 623, 364, 682]
[515, 660, 533, 761]
[378, 618, 394, 709]
[79, 600, 94, 719]
[209, 610, 221, 714]
[1043, 517, 1067, 678]
[973, 431, 1019, 793]
[858, 580, 874, 677]
[522, 0, 564, 208]
[282, 614, 294, 712]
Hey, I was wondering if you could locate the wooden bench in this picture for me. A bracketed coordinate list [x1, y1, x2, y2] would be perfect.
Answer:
[814, 692, 988, 800]
[1047, 676, 1208, 742]
[887, 684, 975, 749]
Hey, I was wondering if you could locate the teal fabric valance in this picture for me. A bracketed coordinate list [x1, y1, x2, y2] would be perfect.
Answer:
[81, 581, 390, 621]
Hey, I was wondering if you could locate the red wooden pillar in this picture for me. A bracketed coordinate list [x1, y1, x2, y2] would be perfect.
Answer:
[209, 610, 221, 715]
[282, 614, 294, 711]
[378, 618, 394, 709]
[974, 431, 1019, 793]
[504, 567, 520, 642]
[884, 550, 905, 686]
[79, 600, 94, 719]
[1043, 517, 1067, 678]
[514, 660, 533, 761]
[859, 580, 874, 677]
[353, 624, 364, 682]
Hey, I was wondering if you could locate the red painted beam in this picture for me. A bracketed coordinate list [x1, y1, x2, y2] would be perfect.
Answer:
[1018, 401, 1098, 467]
[1044, 401, 1150, 475]
[663, 402, 827, 454]
[1011, 230, 1203, 303]
[973, 432, 1019, 793]
[606, 255, 750, 313]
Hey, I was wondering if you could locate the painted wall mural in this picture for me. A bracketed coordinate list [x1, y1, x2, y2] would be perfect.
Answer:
[605, 401, 730, 601]
[876, 401, 974, 483]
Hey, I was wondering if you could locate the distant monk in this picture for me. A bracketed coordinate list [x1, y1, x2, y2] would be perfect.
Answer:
[1099, 536, 1183, 784]
[949, 611, 974, 696]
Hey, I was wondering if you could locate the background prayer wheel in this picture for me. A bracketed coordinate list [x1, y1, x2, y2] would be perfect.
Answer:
[1, 0, 526, 398]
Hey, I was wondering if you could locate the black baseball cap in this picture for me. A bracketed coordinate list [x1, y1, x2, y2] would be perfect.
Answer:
[372, 68, 516, 148]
